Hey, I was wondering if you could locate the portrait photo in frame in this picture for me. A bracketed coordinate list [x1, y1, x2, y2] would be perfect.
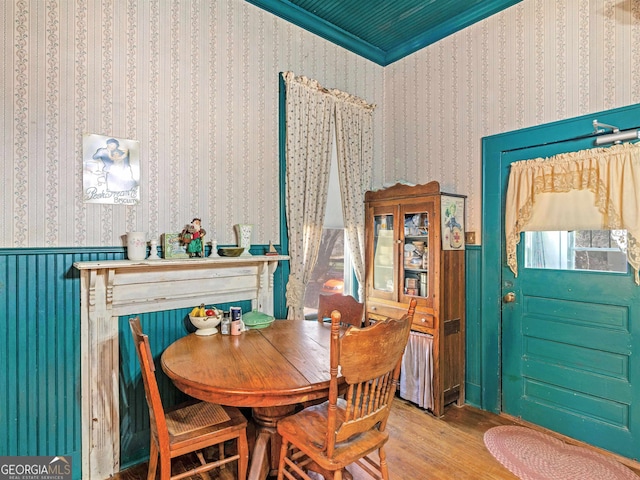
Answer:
[82, 133, 140, 205]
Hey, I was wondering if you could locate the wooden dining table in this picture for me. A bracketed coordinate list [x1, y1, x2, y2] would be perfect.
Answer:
[161, 319, 344, 480]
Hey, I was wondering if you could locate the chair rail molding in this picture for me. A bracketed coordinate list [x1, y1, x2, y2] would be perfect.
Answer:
[73, 255, 288, 479]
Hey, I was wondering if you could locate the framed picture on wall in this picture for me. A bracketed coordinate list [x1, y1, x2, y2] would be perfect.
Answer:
[82, 133, 140, 205]
[441, 195, 465, 251]
[162, 233, 189, 259]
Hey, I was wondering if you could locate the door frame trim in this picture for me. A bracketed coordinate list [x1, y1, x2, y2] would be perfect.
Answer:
[480, 102, 640, 413]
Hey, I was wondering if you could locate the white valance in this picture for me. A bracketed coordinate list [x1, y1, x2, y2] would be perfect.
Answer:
[505, 142, 640, 284]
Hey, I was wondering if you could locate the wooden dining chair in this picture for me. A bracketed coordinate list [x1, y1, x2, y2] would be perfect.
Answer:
[277, 299, 417, 480]
[317, 293, 366, 327]
[129, 317, 249, 480]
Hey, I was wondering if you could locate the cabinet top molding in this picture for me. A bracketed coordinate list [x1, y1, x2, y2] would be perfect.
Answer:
[365, 181, 466, 202]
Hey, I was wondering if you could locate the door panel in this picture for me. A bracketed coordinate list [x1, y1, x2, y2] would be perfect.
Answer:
[500, 139, 640, 459]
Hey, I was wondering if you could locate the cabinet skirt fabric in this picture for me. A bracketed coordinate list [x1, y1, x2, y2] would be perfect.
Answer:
[400, 331, 434, 410]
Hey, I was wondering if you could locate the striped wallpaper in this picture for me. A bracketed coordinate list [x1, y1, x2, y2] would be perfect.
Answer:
[384, 0, 640, 241]
[2, 0, 640, 245]
[1, 0, 384, 248]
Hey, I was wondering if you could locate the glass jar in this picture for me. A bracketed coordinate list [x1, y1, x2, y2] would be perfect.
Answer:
[220, 311, 231, 335]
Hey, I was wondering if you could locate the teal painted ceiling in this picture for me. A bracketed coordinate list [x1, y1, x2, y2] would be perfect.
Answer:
[246, 0, 522, 66]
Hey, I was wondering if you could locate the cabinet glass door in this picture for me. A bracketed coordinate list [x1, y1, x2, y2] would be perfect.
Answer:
[401, 204, 431, 303]
[372, 213, 395, 293]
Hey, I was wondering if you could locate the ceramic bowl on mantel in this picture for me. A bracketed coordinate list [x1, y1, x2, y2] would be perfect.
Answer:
[218, 247, 244, 257]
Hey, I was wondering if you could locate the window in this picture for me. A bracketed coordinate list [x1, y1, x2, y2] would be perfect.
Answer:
[524, 230, 627, 273]
[302, 132, 355, 318]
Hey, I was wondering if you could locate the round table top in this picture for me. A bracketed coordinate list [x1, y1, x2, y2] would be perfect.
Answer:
[161, 319, 340, 408]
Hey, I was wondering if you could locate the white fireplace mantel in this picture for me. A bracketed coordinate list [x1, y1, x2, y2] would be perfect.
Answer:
[73, 255, 288, 479]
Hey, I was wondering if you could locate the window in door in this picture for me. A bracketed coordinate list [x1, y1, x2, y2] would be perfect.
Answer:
[524, 230, 627, 273]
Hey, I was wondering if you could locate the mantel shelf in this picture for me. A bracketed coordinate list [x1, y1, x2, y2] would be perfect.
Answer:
[73, 254, 289, 270]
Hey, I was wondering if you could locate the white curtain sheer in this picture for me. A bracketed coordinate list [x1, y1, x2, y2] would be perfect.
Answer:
[283, 72, 376, 318]
[505, 142, 640, 284]
[335, 97, 374, 301]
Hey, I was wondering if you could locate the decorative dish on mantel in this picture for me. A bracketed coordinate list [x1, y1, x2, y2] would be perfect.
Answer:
[218, 247, 245, 257]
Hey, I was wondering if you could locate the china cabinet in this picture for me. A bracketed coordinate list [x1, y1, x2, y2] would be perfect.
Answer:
[364, 181, 465, 417]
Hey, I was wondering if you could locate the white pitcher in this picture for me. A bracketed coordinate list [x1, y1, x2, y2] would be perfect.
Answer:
[126, 232, 147, 261]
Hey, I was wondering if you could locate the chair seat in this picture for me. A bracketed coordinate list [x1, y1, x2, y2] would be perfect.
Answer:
[278, 401, 389, 471]
[166, 402, 247, 447]
[166, 402, 231, 436]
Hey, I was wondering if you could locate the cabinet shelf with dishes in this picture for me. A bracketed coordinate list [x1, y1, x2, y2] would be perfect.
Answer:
[405, 235, 429, 239]
[364, 181, 466, 417]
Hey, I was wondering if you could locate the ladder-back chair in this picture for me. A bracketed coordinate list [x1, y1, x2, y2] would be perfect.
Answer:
[277, 299, 417, 480]
[317, 293, 366, 327]
[129, 317, 249, 480]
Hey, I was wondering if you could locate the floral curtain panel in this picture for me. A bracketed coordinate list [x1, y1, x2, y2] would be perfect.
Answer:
[283, 72, 376, 317]
[283, 72, 334, 319]
[505, 142, 640, 284]
[334, 95, 375, 301]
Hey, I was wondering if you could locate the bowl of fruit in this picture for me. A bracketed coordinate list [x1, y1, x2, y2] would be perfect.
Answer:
[188, 304, 222, 336]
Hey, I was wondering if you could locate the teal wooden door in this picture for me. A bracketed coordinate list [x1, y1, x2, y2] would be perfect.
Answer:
[500, 137, 640, 460]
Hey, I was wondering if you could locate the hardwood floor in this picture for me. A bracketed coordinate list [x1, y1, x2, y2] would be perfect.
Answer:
[114, 398, 640, 479]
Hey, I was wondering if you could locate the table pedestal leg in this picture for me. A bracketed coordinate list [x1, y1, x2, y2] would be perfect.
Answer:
[249, 405, 297, 480]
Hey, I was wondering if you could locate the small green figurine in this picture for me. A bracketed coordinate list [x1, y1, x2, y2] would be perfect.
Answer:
[180, 218, 206, 257]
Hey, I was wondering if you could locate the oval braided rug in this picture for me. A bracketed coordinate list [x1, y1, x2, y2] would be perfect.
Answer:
[484, 426, 639, 480]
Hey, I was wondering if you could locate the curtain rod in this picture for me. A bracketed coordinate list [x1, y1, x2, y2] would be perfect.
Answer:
[500, 121, 640, 156]
[282, 71, 376, 110]
[593, 119, 640, 145]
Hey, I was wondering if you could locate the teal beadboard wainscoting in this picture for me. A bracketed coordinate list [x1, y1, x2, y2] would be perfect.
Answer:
[1, 245, 481, 477]
[0, 246, 288, 478]
[464, 244, 482, 408]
